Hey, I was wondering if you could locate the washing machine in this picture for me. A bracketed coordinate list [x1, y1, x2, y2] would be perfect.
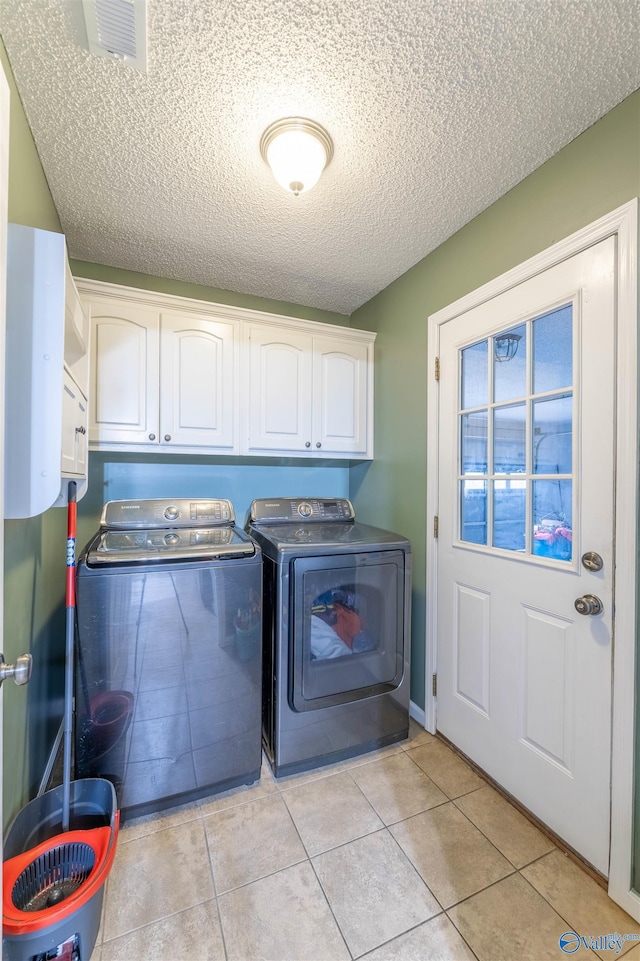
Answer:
[75, 498, 262, 820]
[247, 497, 411, 777]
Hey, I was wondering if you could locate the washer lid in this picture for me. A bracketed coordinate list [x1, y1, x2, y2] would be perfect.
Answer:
[86, 526, 255, 564]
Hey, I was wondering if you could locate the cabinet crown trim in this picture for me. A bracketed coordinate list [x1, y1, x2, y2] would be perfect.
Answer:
[75, 278, 375, 343]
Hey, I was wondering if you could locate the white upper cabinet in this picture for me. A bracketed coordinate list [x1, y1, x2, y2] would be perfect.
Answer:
[313, 336, 370, 456]
[247, 325, 313, 453]
[159, 313, 236, 449]
[80, 281, 374, 460]
[89, 300, 159, 446]
[83, 286, 237, 453]
[5, 225, 90, 518]
[245, 324, 373, 457]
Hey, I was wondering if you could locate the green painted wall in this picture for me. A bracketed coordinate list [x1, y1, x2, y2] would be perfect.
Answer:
[1, 38, 67, 830]
[350, 89, 640, 710]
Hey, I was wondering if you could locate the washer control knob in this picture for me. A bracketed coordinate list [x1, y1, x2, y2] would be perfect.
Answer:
[164, 532, 180, 546]
[298, 502, 313, 517]
[164, 505, 179, 521]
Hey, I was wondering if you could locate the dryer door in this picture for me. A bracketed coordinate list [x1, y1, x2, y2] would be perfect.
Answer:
[290, 549, 406, 712]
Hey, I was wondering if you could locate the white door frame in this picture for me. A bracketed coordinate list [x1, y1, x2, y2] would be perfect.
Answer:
[0, 58, 10, 934]
[426, 199, 639, 917]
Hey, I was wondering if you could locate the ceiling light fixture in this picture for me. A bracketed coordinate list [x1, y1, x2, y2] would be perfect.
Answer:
[260, 118, 333, 196]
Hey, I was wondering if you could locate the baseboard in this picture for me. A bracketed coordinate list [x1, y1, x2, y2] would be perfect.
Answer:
[409, 700, 426, 727]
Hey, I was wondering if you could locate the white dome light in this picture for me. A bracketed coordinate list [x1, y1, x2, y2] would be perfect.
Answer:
[260, 118, 333, 196]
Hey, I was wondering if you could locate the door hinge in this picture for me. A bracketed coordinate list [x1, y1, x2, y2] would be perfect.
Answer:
[434, 356, 440, 381]
[432, 673, 437, 697]
[433, 515, 439, 538]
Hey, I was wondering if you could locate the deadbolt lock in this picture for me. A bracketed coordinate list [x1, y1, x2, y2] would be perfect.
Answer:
[581, 551, 604, 572]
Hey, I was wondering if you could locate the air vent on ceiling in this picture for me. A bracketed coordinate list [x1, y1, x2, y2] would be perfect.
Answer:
[82, 0, 147, 72]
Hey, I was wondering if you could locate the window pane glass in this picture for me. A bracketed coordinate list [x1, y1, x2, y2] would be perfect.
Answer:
[493, 479, 526, 551]
[533, 305, 572, 394]
[533, 394, 572, 474]
[532, 480, 572, 561]
[493, 323, 526, 403]
[494, 403, 526, 474]
[460, 480, 487, 545]
[461, 341, 488, 409]
[461, 411, 487, 474]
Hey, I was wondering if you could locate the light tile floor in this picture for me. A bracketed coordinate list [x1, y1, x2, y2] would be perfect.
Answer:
[91, 722, 640, 961]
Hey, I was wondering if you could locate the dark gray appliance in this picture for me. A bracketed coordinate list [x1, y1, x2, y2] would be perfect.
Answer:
[75, 498, 262, 820]
[247, 497, 411, 777]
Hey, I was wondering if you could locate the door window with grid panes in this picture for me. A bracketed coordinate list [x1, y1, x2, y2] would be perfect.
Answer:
[459, 304, 574, 562]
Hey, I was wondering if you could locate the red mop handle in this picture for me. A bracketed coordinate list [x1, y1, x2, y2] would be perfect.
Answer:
[66, 483, 77, 608]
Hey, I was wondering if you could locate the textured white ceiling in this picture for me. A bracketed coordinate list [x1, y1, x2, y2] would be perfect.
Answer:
[1, 0, 639, 314]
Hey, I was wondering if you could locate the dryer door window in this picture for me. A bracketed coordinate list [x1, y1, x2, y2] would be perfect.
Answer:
[291, 550, 406, 712]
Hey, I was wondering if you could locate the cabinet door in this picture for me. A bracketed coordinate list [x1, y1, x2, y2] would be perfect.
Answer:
[61, 369, 88, 475]
[312, 337, 371, 455]
[159, 313, 237, 450]
[89, 301, 159, 445]
[246, 325, 313, 453]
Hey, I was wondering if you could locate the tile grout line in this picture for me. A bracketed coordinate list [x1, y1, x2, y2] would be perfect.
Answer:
[201, 810, 231, 961]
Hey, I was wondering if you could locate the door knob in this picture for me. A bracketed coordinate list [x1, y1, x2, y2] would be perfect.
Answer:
[0, 653, 32, 688]
[574, 594, 603, 616]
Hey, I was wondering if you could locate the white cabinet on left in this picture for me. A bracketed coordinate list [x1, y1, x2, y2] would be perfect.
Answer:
[86, 294, 238, 452]
[4, 225, 90, 518]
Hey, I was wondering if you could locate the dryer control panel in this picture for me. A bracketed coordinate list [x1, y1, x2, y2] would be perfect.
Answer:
[249, 498, 355, 524]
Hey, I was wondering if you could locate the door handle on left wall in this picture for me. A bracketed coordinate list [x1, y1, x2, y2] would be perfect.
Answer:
[0, 653, 33, 687]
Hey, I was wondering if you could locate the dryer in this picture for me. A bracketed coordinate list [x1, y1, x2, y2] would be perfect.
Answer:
[248, 497, 411, 777]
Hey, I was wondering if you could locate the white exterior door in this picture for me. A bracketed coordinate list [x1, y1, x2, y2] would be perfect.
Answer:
[436, 238, 615, 875]
[89, 301, 159, 445]
[160, 313, 237, 450]
[1, 59, 10, 928]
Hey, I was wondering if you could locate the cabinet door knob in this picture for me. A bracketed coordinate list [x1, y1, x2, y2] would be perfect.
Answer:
[149, 433, 156, 441]
[305, 441, 311, 448]
[75, 426, 86, 434]
[316, 442, 322, 448]
[164, 434, 171, 442]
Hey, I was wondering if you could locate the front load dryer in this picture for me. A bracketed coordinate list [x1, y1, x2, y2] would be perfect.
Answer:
[247, 497, 411, 777]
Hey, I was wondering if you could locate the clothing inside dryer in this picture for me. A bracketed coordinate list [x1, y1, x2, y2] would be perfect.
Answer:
[310, 586, 376, 659]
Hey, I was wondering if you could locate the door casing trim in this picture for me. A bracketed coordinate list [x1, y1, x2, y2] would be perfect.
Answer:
[426, 199, 639, 917]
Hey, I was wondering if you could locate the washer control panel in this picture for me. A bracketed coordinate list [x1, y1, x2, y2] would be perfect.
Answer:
[101, 498, 235, 529]
[249, 498, 355, 524]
